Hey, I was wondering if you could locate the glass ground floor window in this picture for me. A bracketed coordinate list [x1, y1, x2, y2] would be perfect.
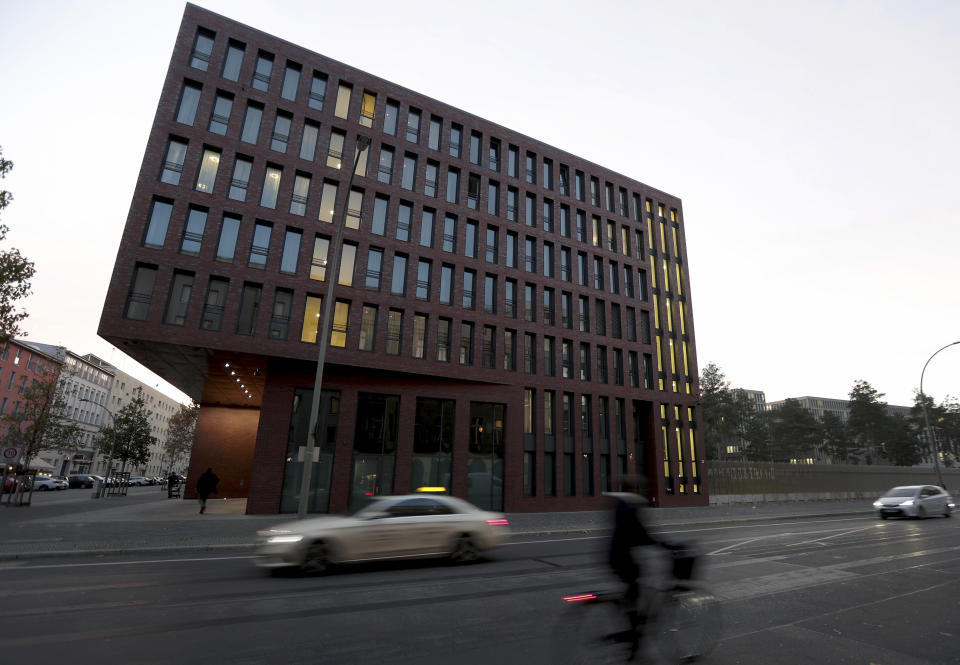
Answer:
[467, 401, 506, 511]
[349, 392, 399, 510]
[280, 388, 339, 513]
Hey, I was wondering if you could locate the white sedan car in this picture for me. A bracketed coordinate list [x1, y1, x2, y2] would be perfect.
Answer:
[256, 494, 511, 574]
[33, 476, 68, 491]
[873, 485, 954, 519]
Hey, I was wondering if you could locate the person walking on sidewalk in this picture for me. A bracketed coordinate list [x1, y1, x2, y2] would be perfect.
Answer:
[196, 468, 219, 514]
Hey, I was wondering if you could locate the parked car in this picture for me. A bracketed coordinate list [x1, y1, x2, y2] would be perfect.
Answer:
[33, 476, 69, 491]
[128, 476, 150, 486]
[873, 485, 954, 519]
[3, 476, 18, 493]
[256, 493, 511, 574]
[68, 474, 96, 489]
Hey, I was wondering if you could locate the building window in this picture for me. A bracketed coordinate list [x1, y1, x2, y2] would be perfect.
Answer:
[459, 322, 474, 365]
[401, 153, 417, 190]
[506, 187, 518, 222]
[143, 199, 173, 248]
[200, 277, 229, 330]
[391, 254, 407, 295]
[542, 158, 553, 190]
[260, 165, 282, 208]
[346, 188, 363, 229]
[221, 40, 245, 81]
[371, 195, 388, 236]
[310, 235, 330, 281]
[439, 264, 453, 304]
[467, 174, 481, 210]
[289, 173, 311, 216]
[248, 222, 272, 268]
[195, 149, 221, 194]
[487, 181, 500, 216]
[543, 336, 555, 377]
[524, 237, 536, 273]
[525, 152, 536, 184]
[331, 300, 350, 347]
[505, 279, 517, 318]
[334, 83, 352, 119]
[543, 242, 554, 278]
[216, 214, 241, 262]
[279, 62, 301, 101]
[241, 103, 263, 144]
[543, 287, 555, 326]
[437, 318, 451, 361]
[489, 138, 501, 171]
[251, 52, 274, 91]
[561, 340, 572, 379]
[359, 305, 377, 351]
[271, 112, 292, 153]
[462, 269, 476, 309]
[561, 292, 572, 329]
[236, 283, 262, 335]
[327, 130, 345, 169]
[525, 193, 536, 227]
[524, 333, 536, 374]
[449, 123, 462, 158]
[228, 156, 252, 201]
[377, 146, 394, 184]
[413, 314, 428, 359]
[481, 325, 496, 368]
[180, 207, 207, 255]
[365, 247, 383, 290]
[297, 121, 319, 162]
[442, 214, 457, 253]
[428, 116, 442, 151]
[124, 265, 157, 320]
[543, 199, 554, 233]
[175, 81, 202, 125]
[597, 346, 608, 384]
[419, 209, 435, 247]
[160, 138, 187, 185]
[506, 231, 517, 268]
[301, 295, 322, 342]
[357, 90, 376, 127]
[269, 289, 294, 340]
[280, 228, 302, 274]
[318, 181, 338, 223]
[405, 108, 421, 143]
[483, 274, 497, 314]
[207, 92, 233, 135]
[308, 72, 327, 110]
[424, 160, 439, 197]
[595, 299, 606, 336]
[386, 309, 403, 355]
[485, 225, 498, 263]
[524, 283, 536, 322]
[338, 242, 357, 286]
[396, 202, 411, 241]
[416, 259, 431, 300]
[464, 220, 478, 259]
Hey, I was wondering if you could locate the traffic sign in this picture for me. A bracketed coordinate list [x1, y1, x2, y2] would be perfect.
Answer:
[2, 446, 21, 461]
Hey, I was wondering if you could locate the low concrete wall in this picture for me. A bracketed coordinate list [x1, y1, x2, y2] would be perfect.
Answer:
[707, 462, 960, 504]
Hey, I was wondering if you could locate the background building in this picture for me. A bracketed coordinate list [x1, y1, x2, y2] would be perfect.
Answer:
[98, 4, 703, 512]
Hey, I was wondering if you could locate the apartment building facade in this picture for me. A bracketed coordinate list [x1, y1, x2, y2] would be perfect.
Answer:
[98, 4, 704, 513]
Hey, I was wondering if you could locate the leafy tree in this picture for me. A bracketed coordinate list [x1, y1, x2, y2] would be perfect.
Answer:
[883, 413, 923, 467]
[0, 148, 36, 344]
[847, 380, 890, 464]
[820, 411, 858, 463]
[730, 389, 766, 460]
[767, 398, 821, 462]
[0, 366, 83, 467]
[741, 409, 773, 462]
[699, 362, 737, 459]
[93, 391, 156, 473]
[164, 401, 198, 472]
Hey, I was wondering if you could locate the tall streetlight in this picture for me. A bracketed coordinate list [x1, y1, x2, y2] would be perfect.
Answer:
[919, 340, 960, 489]
[298, 135, 371, 519]
[81, 398, 116, 498]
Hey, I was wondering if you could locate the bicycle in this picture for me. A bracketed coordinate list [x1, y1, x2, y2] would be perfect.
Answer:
[553, 545, 721, 664]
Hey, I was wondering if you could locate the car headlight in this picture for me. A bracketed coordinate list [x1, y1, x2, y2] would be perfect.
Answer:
[258, 529, 304, 544]
[872, 501, 882, 508]
[900, 500, 914, 506]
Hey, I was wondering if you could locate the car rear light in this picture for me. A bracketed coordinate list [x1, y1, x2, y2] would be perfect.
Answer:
[562, 593, 597, 603]
[486, 518, 509, 526]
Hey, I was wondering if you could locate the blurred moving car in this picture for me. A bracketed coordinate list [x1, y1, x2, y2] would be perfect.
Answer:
[128, 476, 150, 486]
[256, 494, 511, 574]
[33, 476, 69, 491]
[68, 474, 96, 488]
[873, 485, 954, 519]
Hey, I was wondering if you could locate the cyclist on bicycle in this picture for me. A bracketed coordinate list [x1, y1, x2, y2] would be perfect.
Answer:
[608, 475, 670, 642]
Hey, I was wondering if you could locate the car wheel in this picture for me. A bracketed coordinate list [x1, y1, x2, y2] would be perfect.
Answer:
[37, 485, 48, 491]
[301, 541, 332, 575]
[450, 535, 479, 564]
[944, 505, 952, 518]
[917, 506, 926, 519]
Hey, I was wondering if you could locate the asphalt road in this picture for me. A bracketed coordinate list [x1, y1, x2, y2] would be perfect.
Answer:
[1, 511, 958, 664]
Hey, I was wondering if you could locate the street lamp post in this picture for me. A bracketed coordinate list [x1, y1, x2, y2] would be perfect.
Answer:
[298, 135, 371, 519]
[919, 341, 960, 489]
[82, 398, 116, 498]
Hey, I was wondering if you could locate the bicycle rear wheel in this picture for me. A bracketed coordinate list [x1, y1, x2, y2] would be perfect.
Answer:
[552, 600, 637, 664]
[656, 588, 721, 664]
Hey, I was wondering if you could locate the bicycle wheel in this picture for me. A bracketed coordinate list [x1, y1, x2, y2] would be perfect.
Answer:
[551, 600, 637, 665]
[656, 588, 721, 664]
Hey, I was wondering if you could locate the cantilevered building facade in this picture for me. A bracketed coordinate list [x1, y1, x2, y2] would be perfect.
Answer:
[99, 4, 704, 513]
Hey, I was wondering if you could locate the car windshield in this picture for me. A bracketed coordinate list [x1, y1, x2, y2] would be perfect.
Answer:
[883, 487, 918, 498]
[347, 497, 386, 517]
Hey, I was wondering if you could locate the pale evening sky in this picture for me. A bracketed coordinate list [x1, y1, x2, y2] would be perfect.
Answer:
[0, 0, 957, 407]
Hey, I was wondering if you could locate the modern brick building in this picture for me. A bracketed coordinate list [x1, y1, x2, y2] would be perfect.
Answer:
[98, 4, 705, 513]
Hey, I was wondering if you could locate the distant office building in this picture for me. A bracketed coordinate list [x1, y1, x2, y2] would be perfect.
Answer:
[734, 389, 766, 414]
[98, 5, 703, 513]
[767, 396, 850, 422]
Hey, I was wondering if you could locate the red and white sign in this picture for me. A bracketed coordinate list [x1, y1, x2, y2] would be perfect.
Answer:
[2, 446, 21, 461]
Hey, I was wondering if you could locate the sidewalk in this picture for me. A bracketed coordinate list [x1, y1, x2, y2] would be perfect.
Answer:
[0, 492, 870, 560]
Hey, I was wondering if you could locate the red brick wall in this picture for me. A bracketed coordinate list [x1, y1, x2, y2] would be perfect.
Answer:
[184, 405, 259, 499]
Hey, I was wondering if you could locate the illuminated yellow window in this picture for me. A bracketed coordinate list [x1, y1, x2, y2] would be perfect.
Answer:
[676, 427, 684, 493]
[669, 339, 676, 373]
[331, 300, 350, 347]
[657, 203, 664, 218]
[646, 199, 652, 214]
[689, 430, 699, 493]
[656, 337, 663, 371]
[670, 209, 676, 222]
[665, 298, 674, 332]
[327, 131, 344, 169]
[647, 218, 653, 249]
[672, 227, 680, 256]
[662, 259, 671, 292]
[354, 145, 368, 177]
[301, 295, 323, 342]
[653, 294, 660, 328]
[682, 341, 690, 375]
[685, 382, 691, 395]
[679, 303, 687, 335]
[592, 216, 601, 247]
[659, 221, 667, 253]
[360, 92, 376, 127]
[346, 189, 363, 229]
[675, 264, 684, 296]
[650, 258, 658, 288]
